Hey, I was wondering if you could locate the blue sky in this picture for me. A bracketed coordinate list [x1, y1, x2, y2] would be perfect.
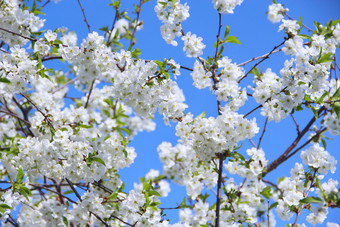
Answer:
[38, 0, 340, 225]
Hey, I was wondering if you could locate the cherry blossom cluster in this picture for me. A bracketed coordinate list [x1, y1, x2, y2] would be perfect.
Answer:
[175, 111, 258, 161]
[158, 142, 218, 198]
[252, 20, 340, 122]
[212, 0, 243, 14]
[0, 0, 44, 47]
[0, 45, 38, 94]
[155, 0, 189, 46]
[267, 3, 287, 23]
[0, 0, 339, 226]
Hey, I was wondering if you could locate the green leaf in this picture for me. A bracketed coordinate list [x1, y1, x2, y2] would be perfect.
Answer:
[300, 196, 323, 204]
[332, 102, 340, 118]
[149, 190, 161, 197]
[88, 157, 105, 166]
[315, 177, 322, 190]
[122, 149, 128, 158]
[0, 78, 11, 84]
[17, 168, 24, 183]
[269, 202, 278, 210]
[0, 204, 12, 210]
[317, 53, 333, 64]
[131, 48, 141, 59]
[19, 186, 32, 201]
[249, 67, 260, 76]
[143, 182, 151, 191]
[99, 26, 109, 32]
[163, 71, 170, 79]
[225, 35, 241, 44]
[260, 186, 272, 200]
[195, 111, 206, 119]
[298, 16, 302, 27]
[224, 25, 230, 39]
[63, 216, 68, 226]
[298, 34, 311, 40]
[311, 106, 318, 119]
[321, 139, 327, 149]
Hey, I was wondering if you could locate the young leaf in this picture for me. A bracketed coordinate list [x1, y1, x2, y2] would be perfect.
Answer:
[224, 25, 230, 39]
[225, 35, 241, 44]
[300, 196, 323, 204]
[17, 168, 24, 183]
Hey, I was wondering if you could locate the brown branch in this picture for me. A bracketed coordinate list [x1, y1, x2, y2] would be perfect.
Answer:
[243, 104, 262, 118]
[0, 27, 37, 42]
[257, 118, 268, 149]
[263, 107, 325, 177]
[106, 9, 120, 46]
[29, 183, 78, 204]
[292, 169, 317, 227]
[66, 178, 82, 201]
[84, 79, 95, 108]
[290, 114, 301, 136]
[109, 214, 134, 227]
[41, 55, 63, 62]
[129, 0, 144, 48]
[238, 41, 285, 83]
[76, 0, 91, 33]
[283, 12, 313, 32]
[20, 93, 55, 131]
[215, 153, 224, 227]
[52, 77, 78, 94]
[284, 127, 327, 162]
[90, 211, 110, 227]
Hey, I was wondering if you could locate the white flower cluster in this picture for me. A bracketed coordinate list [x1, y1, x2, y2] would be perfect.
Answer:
[267, 3, 287, 23]
[0, 0, 44, 47]
[181, 32, 206, 57]
[212, 0, 243, 14]
[225, 147, 267, 179]
[218, 179, 274, 225]
[0, 45, 38, 94]
[323, 112, 340, 136]
[179, 199, 215, 225]
[158, 142, 218, 198]
[253, 23, 340, 122]
[106, 18, 129, 41]
[0, 191, 24, 221]
[278, 19, 300, 35]
[175, 111, 258, 161]
[18, 196, 68, 226]
[33, 30, 58, 56]
[301, 143, 337, 175]
[1, 95, 141, 183]
[59, 32, 188, 119]
[155, 0, 189, 46]
[192, 57, 247, 110]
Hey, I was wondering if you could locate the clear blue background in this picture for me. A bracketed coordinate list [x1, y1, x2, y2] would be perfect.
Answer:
[38, 0, 340, 225]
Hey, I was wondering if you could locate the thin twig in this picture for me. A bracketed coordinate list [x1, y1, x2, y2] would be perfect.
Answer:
[263, 107, 325, 177]
[52, 77, 78, 94]
[283, 12, 313, 32]
[106, 9, 120, 46]
[290, 114, 301, 135]
[21, 93, 55, 131]
[84, 79, 95, 108]
[129, 0, 144, 48]
[238, 41, 285, 83]
[66, 178, 82, 201]
[0, 27, 37, 42]
[292, 169, 317, 227]
[109, 214, 134, 227]
[284, 127, 327, 161]
[76, 0, 91, 33]
[257, 118, 268, 149]
[90, 211, 110, 227]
